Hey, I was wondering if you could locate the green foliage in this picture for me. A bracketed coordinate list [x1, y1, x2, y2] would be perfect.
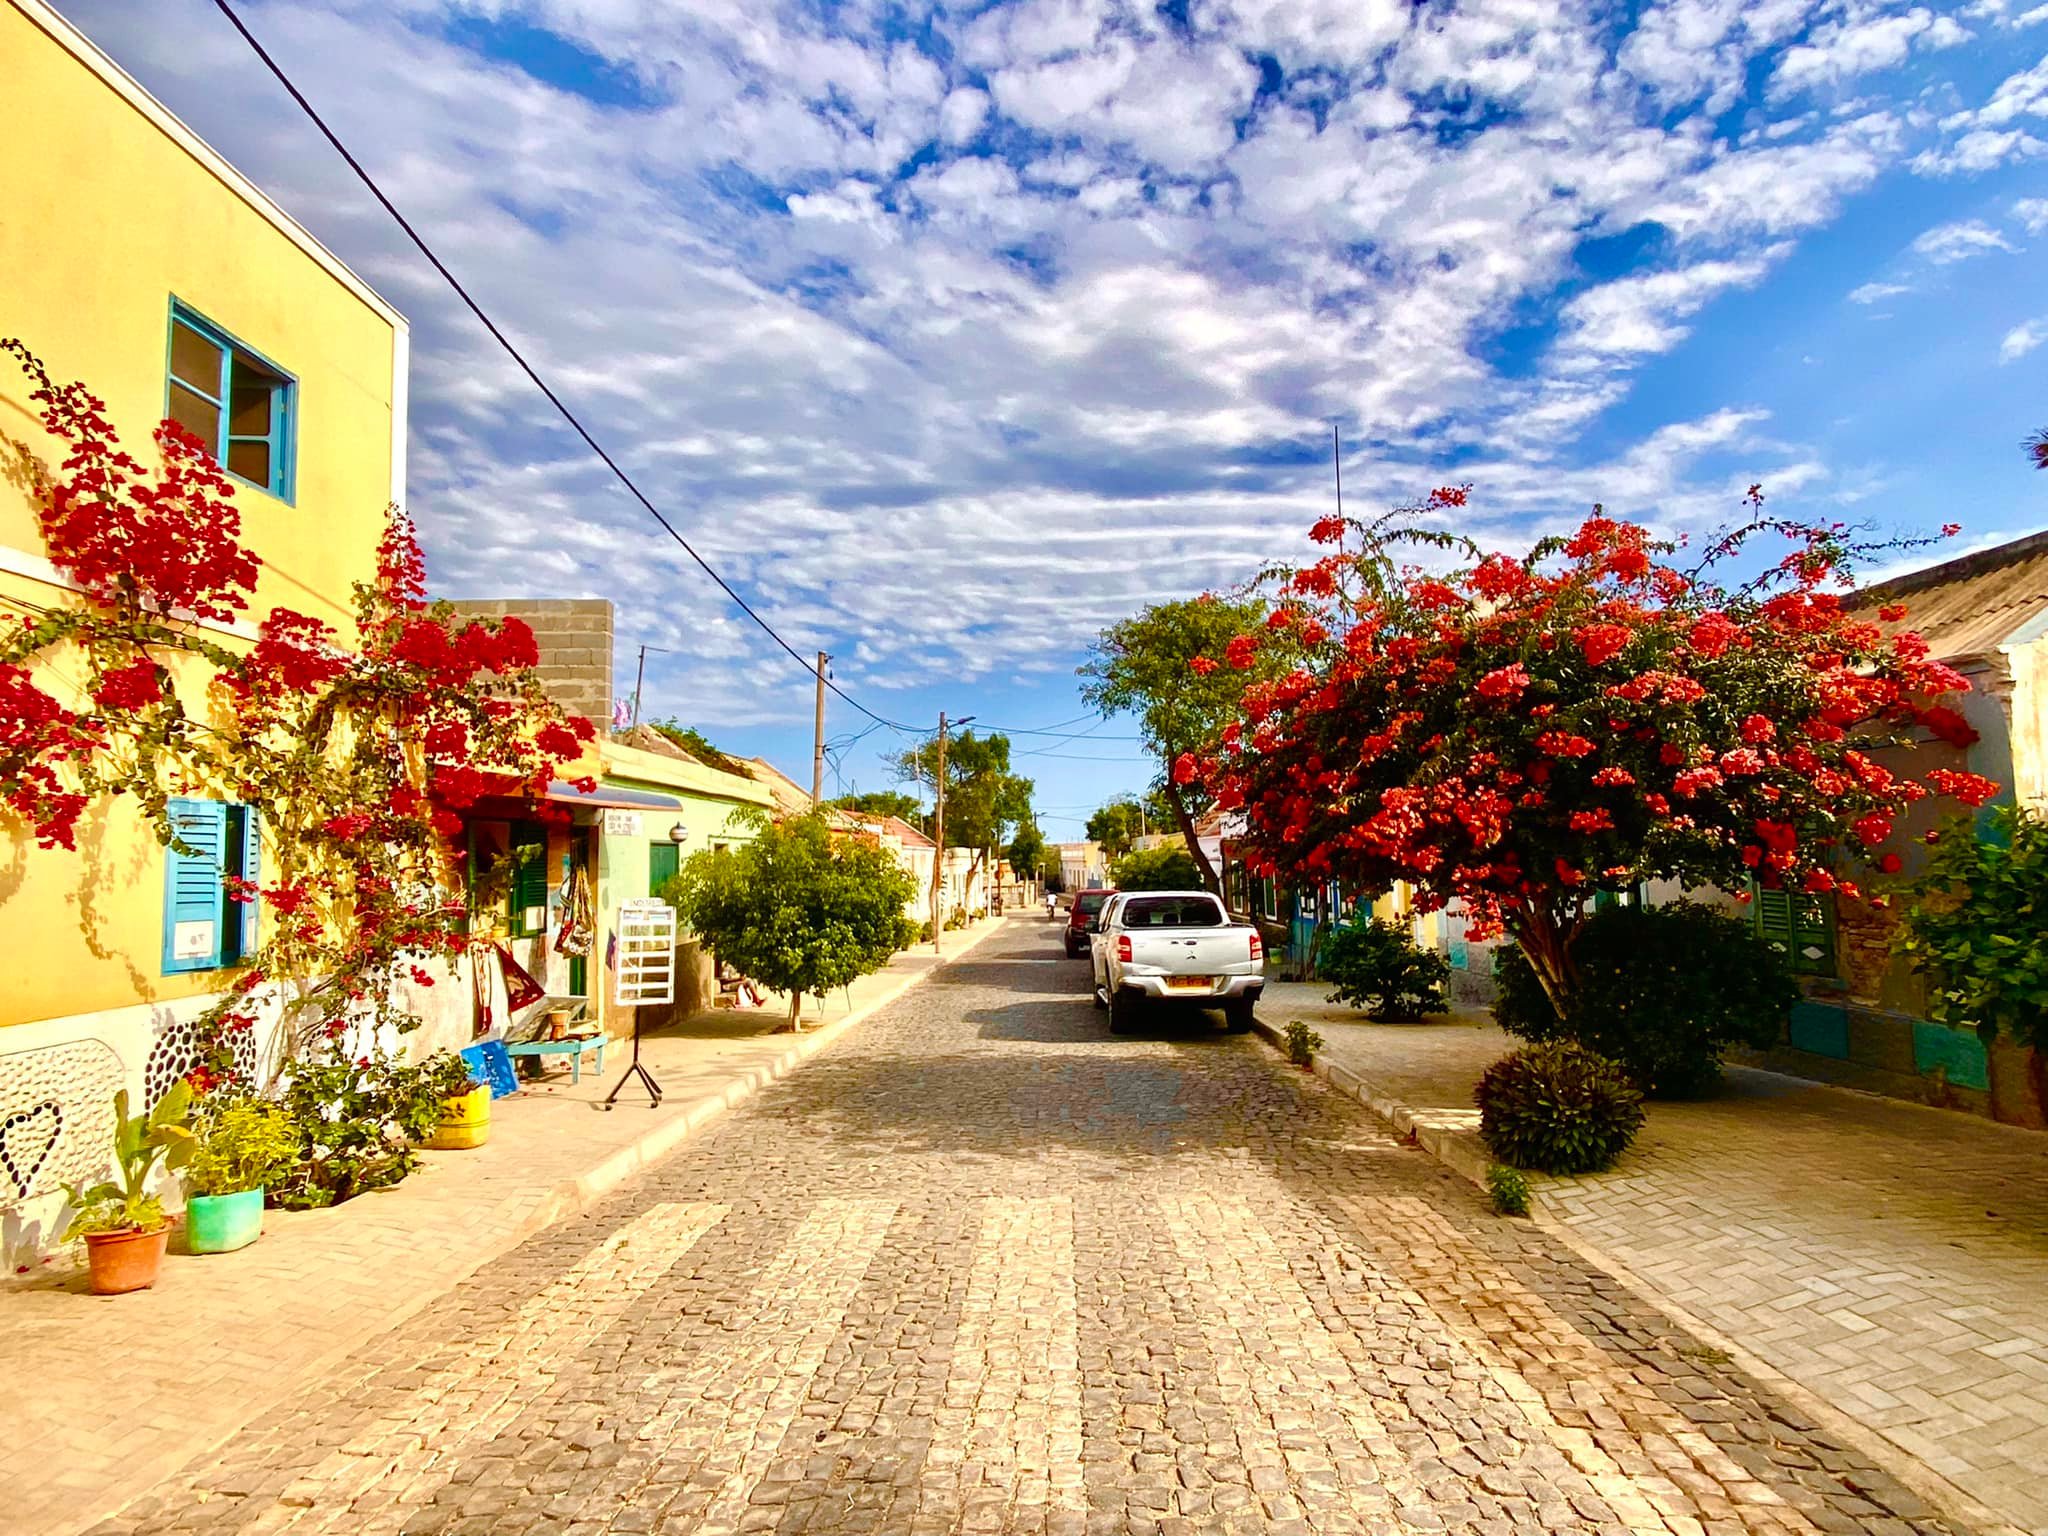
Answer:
[647, 719, 749, 777]
[60, 1082, 194, 1238]
[1486, 1164, 1532, 1217]
[185, 1100, 299, 1198]
[833, 790, 928, 833]
[1476, 1042, 1644, 1175]
[1283, 1020, 1324, 1066]
[268, 1054, 460, 1210]
[1108, 844, 1204, 891]
[1080, 598, 1275, 887]
[1317, 919, 1450, 1020]
[1493, 901, 1794, 1097]
[670, 812, 919, 1025]
[1006, 822, 1046, 882]
[892, 732, 1034, 860]
[1894, 804, 2048, 1051]
[1084, 798, 1146, 859]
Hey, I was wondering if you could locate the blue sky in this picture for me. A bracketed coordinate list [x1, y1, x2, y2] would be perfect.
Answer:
[62, 0, 2048, 839]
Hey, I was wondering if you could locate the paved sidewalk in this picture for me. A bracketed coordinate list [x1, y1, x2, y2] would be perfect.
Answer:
[1256, 982, 2048, 1536]
[0, 918, 1009, 1536]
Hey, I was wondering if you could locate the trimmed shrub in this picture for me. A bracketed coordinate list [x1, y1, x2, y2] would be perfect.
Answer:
[1493, 901, 1795, 1098]
[1317, 919, 1450, 1020]
[1476, 1041, 1644, 1175]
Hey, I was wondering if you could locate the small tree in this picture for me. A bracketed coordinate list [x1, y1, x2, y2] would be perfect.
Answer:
[1108, 843, 1203, 890]
[1085, 798, 1146, 860]
[668, 812, 917, 1031]
[1196, 489, 1992, 1020]
[1006, 822, 1046, 884]
[0, 341, 590, 1080]
[892, 730, 1033, 902]
[1081, 596, 1274, 891]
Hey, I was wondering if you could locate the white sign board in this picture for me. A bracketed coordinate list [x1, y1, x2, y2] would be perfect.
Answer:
[614, 899, 677, 1005]
[602, 808, 642, 837]
[172, 920, 216, 961]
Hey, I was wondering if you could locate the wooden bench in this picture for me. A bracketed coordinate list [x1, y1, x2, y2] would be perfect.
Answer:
[503, 997, 605, 1083]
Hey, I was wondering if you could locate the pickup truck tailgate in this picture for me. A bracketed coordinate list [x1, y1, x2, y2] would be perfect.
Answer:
[1125, 929, 1253, 974]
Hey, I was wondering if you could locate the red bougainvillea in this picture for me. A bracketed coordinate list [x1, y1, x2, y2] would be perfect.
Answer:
[1186, 487, 1990, 1013]
[0, 339, 594, 1073]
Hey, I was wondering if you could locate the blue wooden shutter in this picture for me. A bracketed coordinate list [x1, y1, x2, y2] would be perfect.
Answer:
[163, 798, 229, 974]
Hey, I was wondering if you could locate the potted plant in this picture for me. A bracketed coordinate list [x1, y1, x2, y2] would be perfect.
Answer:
[184, 1100, 297, 1254]
[61, 1082, 195, 1295]
[419, 1052, 491, 1151]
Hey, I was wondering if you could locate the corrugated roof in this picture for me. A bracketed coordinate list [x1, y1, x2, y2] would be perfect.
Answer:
[1849, 528, 2048, 662]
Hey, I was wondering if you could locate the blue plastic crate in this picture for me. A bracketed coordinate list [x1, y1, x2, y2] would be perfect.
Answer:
[459, 1041, 519, 1098]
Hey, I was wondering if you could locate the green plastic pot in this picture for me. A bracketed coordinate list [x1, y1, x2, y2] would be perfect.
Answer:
[186, 1187, 265, 1254]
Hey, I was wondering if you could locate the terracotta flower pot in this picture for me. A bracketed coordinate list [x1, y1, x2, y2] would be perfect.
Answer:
[83, 1224, 170, 1295]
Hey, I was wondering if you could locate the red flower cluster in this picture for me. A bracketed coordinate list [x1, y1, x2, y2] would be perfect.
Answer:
[1203, 497, 1985, 1001]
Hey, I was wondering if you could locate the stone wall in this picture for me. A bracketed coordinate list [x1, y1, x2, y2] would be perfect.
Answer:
[445, 597, 614, 727]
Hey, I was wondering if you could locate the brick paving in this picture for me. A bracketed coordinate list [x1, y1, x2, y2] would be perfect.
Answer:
[79, 926, 1979, 1536]
[0, 923, 1007, 1536]
[1259, 984, 2048, 1536]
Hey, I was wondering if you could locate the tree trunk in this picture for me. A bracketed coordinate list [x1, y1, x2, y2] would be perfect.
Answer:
[1505, 901, 1583, 1023]
[786, 989, 805, 1033]
[1161, 782, 1221, 895]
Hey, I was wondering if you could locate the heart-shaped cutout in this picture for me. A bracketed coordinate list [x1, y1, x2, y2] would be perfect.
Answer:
[1, 1101, 63, 1199]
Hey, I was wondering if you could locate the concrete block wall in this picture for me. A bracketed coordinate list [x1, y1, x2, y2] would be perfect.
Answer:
[446, 598, 614, 727]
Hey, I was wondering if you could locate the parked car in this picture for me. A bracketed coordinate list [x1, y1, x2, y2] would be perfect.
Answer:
[1062, 888, 1116, 957]
[1088, 889, 1264, 1034]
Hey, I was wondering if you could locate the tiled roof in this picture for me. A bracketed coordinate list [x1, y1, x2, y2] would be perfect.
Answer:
[1849, 528, 2048, 663]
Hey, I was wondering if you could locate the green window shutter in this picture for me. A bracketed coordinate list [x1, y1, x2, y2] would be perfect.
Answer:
[163, 798, 230, 974]
[648, 841, 679, 897]
[1754, 882, 1836, 977]
[508, 825, 549, 937]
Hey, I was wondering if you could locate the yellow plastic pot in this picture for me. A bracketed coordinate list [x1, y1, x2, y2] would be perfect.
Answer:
[423, 1085, 491, 1150]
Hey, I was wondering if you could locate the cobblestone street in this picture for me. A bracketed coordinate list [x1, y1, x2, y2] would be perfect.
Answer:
[95, 923, 1975, 1536]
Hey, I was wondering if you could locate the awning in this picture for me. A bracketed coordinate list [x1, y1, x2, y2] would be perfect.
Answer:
[544, 780, 684, 813]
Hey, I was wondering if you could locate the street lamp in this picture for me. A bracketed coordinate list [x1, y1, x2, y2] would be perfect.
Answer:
[668, 822, 690, 845]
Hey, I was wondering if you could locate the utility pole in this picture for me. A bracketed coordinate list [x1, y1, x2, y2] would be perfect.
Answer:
[928, 712, 975, 954]
[810, 651, 830, 807]
[929, 713, 948, 954]
[630, 644, 670, 730]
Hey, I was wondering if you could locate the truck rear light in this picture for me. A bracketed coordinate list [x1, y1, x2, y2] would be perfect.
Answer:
[1249, 932, 1263, 961]
[1117, 935, 1132, 962]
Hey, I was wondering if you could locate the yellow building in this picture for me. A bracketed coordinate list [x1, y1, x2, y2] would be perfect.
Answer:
[0, 0, 407, 1253]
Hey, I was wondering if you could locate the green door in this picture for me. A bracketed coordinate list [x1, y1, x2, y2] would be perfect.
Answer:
[648, 841, 679, 897]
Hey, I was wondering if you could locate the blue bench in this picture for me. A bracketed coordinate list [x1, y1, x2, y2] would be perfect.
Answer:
[502, 997, 604, 1083]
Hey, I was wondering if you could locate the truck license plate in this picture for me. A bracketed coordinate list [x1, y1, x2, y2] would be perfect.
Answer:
[1165, 975, 1213, 990]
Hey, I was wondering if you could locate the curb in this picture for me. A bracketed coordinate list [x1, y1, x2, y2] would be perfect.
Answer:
[1248, 1015, 1493, 1184]
[1243, 1016, 2023, 1536]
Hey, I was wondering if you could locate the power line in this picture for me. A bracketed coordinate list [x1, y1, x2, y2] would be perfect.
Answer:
[207, 0, 924, 736]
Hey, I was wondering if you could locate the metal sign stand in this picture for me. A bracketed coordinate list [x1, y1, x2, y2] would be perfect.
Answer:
[604, 900, 677, 1111]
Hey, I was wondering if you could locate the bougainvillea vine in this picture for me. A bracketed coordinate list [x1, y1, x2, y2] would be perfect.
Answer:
[0, 339, 595, 1078]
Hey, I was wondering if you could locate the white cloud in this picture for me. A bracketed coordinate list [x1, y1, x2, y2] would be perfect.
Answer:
[2016, 196, 2048, 230]
[1848, 279, 1913, 303]
[37, 0, 2009, 727]
[1916, 49, 2048, 170]
[1910, 217, 2016, 261]
[1772, 7, 1969, 98]
[2000, 318, 2047, 360]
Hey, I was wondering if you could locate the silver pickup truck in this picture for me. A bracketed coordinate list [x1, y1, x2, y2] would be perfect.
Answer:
[1087, 889, 1265, 1034]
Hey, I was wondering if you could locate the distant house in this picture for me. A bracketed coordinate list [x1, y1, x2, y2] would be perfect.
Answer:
[1056, 840, 1107, 891]
[838, 810, 938, 927]
[1755, 529, 2048, 1126]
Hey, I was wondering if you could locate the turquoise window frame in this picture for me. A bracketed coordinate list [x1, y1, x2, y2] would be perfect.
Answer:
[162, 797, 259, 975]
[165, 299, 296, 503]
